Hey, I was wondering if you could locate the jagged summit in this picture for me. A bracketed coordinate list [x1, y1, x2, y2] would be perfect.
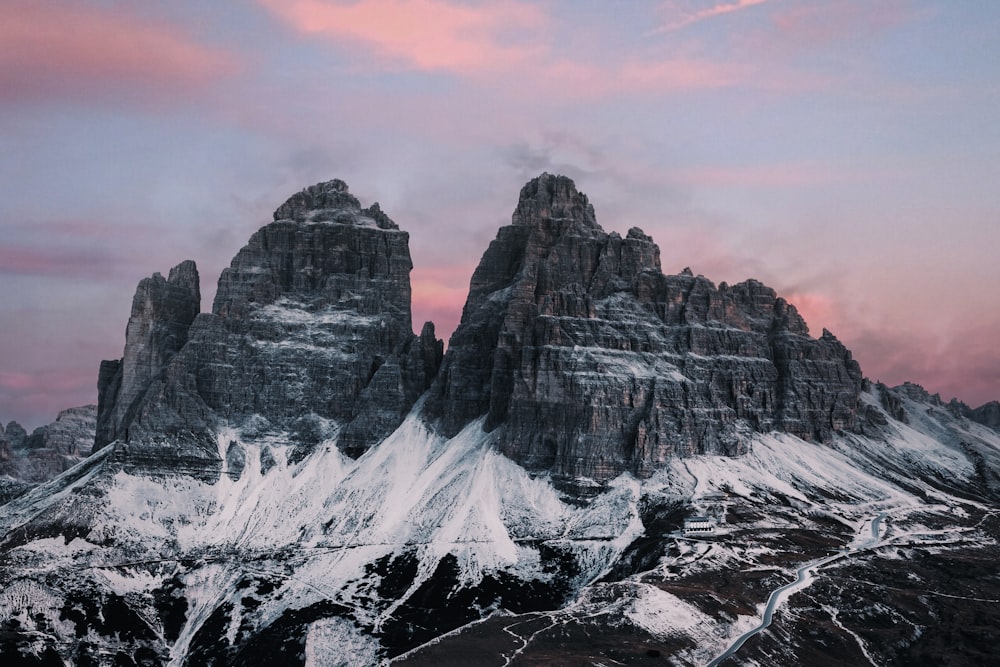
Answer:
[95, 260, 200, 450]
[94, 179, 441, 476]
[3, 174, 1000, 667]
[428, 173, 862, 487]
[511, 172, 599, 233]
[272, 178, 398, 229]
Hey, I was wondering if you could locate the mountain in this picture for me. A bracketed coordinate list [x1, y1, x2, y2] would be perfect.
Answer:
[0, 406, 96, 503]
[1, 175, 998, 666]
[425, 175, 863, 491]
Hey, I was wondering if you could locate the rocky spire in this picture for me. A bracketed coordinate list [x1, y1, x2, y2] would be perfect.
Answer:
[92, 179, 441, 477]
[94, 261, 201, 450]
[271, 179, 398, 229]
[511, 173, 599, 232]
[970, 401, 1000, 430]
[427, 173, 863, 491]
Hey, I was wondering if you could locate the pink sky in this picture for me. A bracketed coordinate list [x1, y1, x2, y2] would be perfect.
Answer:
[1, 0, 998, 428]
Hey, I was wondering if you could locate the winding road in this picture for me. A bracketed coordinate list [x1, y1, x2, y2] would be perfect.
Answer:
[706, 512, 887, 667]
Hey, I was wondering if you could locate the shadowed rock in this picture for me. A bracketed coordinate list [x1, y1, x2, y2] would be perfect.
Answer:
[427, 173, 863, 489]
[92, 180, 441, 478]
[95, 261, 201, 450]
[1, 406, 95, 492]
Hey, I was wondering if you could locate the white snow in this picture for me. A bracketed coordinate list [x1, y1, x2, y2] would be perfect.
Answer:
[625, 583, 712, 637]
[304, 617, 379, 667]
[4, 380, 1000, 667]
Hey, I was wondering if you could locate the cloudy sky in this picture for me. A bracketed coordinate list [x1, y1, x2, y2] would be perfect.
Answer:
[2, 0, 998, 429]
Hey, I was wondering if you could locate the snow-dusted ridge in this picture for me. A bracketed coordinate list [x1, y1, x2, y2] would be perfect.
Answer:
[1, 385, 999, 665]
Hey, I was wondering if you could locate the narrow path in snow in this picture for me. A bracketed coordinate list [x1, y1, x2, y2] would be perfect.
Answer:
[705, 512, 887, 667]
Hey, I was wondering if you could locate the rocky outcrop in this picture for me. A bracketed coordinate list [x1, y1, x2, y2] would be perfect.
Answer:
[0, 406, 95, 495]
[192, 179, 420, 429]
[94, 180, 441, 477]
[339, 321, 444, 458]
[427, 173, 863, 488]
[95, 261, 201, 449]
[0, 424, 10, 468]
[3, 422, 26, 449]
[969, 401, 1000, 430]
[24, 405, 97, 456]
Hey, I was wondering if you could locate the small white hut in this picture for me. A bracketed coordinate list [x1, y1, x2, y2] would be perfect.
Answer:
[683, 515, 716, 535]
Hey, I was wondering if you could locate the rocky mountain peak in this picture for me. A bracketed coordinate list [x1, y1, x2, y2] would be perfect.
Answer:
[970, 401, 1000, 430]
[272, 179, 398, 229]
[428, 173, 863, 489]
[3, 421, 26, 449]
[92, 178, 440, 475]
[94, 260, 201, 450]
[512, 172, 599, 233]
[167, 259, 199, 294]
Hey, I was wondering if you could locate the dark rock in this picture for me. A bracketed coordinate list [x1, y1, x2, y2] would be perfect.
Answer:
[92, 180, 441, 477]
[226, 441, 246, 480]
[426, 173, 863, 487]
[339, 321, 443, 458]
[26, 406, 97, 456]
[968, 401, 1000, 431]
[878, 383, 908, 423]
[187, 180, 436, 456]
[0, 407, 95, 486]
[0, 425, 12, 488]
[4, 421, 27, 449]
[893, 382, 943, 406]
[259, 446, 277, 475]
[95, 261, 201, 450]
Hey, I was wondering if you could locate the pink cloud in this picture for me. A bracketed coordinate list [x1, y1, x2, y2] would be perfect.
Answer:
[259, 0, 546, 73]
[0, 1, 237, 104]
[778, 290, 843, 337]
[846, 326, 1000, 408]
[411, 264, 477, 342]
[671, 162, 853, 188]
[657, 0, 771, 32]
[0, 245, 118, 279]
[767, 282, 999, 408]
[259, 0, 752, 96]
[0, 369, 97, 430]
[0, 371, 89, 394]
[770, 0, 914, 48]
[540, 58, 750, 97]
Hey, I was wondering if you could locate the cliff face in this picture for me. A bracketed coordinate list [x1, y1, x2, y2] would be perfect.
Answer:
[0, 406, 95, 500]
[95, 261, 200, 449]
[970, 402, 1000, 430]
[427, 173, 863, 487]
[5, 174, 999, 667]
[93, 180, 441, 477]
[90, 174, 868, 486]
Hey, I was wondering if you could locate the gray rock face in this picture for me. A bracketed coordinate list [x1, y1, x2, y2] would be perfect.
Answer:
[427, 173, 863, 487]
[25, 405, 97, 456]
[94, 180, 440, 477]
[95, 261, 201, 449]
[195, 181, 418, 428]
[969, 401, 1000, 430]
[0, 406, 95, 490]
[3, 422, 27, 449]
[0, 424, 9, 467]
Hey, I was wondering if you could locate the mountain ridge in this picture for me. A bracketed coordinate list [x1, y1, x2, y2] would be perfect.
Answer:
[0, 174, 998, 666]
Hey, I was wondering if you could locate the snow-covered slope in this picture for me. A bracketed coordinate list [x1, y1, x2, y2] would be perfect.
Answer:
[3, 176, 998, 666]
[2, 384, 999, 666]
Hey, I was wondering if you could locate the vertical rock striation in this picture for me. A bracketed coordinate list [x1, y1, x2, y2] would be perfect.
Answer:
[95, 261, 201, 449]
[427, 173, 863, 488]
[0, 407, 95, 496]
[193, 179, 420, 429]
[93, 180, 440, 477]
[967, 401, 1000, 431]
